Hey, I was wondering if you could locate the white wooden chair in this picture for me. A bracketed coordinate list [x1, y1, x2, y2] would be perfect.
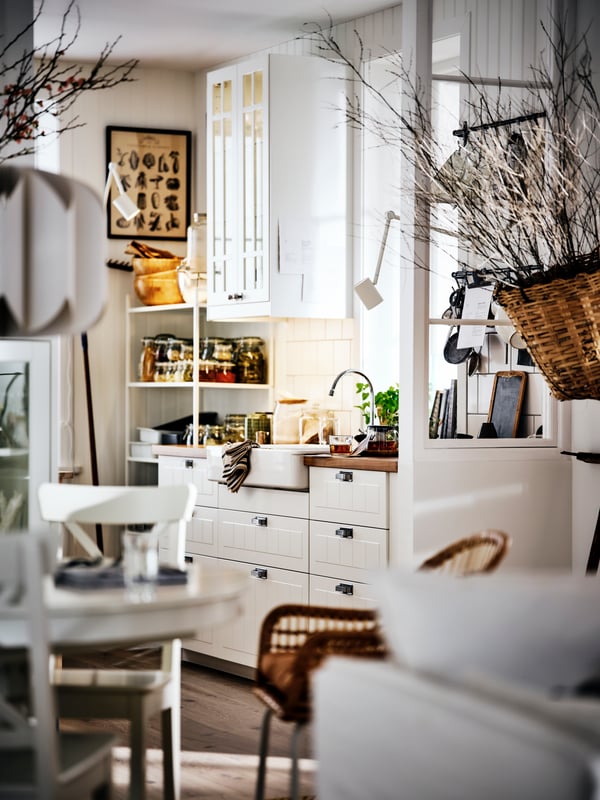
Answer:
[0, 531, 115, 799]
[37, 482, 197, 800]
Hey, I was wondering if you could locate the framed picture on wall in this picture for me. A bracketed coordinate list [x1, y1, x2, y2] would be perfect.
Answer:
[105, 125, 191, 240]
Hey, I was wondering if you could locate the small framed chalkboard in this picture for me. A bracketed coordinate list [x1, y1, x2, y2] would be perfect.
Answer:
[487, 371, 528, 438]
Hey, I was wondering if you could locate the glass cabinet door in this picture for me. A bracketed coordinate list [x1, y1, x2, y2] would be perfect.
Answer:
[0, 339, 52, 531]
[241, 65, 266, 300]
[208, 69, 235, 302]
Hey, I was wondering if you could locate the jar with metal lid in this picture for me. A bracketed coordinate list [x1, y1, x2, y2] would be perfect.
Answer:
[153, 333, 176, 363]
[273, 399, 307, 444]
[198, 359, 218, 382]
[139, 336, 156, 382]
[245, 412, 272, 443]
[214, 362, 237, 383]
[199, 336, 218, 361]
[236, 336, 266, 384]
[166, 337, 185, 362]
[203, 424, 224, 446]
[213, 338, 236, 362]
[224, 414, 246, 442]
[153, 361, 169, 382]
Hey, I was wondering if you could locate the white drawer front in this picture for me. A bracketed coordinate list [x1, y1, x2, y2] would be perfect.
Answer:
[159, 456, 218, 508]
[186, 506, 219, 557]
[217, 509, 309, 571]
[309, 468, 388, 527]
[309, 574, 377, 609]
[218, 484, 309, 518]
[218, 561, 309, 667]
[183, 555, 308, 668]
[310, 520, 388, 582]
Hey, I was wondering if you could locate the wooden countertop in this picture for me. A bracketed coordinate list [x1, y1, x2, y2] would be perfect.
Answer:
[152, 444, 398, 472]
[303, 454, 398, 472]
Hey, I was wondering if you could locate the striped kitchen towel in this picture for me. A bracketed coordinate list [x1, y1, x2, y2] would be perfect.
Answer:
[221, 440, 259, 493]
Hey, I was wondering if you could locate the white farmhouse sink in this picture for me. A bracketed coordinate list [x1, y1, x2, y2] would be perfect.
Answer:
[206, 444, 328, 490]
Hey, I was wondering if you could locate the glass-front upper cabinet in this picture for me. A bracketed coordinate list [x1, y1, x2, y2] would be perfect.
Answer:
[206, 54, 351, 320]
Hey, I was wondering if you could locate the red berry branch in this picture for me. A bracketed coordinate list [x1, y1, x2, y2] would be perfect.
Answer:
[0, 0, 138, 162]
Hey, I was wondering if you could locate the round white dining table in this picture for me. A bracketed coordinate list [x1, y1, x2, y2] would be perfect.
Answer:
[3, 560, 248, 652]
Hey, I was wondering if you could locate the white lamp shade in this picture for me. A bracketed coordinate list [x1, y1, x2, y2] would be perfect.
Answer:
[0, 166, 106, 335]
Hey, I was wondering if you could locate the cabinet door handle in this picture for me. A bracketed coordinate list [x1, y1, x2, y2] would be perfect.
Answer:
[228, 292, 244, 301]
[184, 555, 193, 564]
[252, 515, 268, 527]
[335, 582, 354, 595]
[335, 527, 354, 539]
[335, 470, 353, 482]
[251, 567, 268, 579]
[185, 459, 194, 469]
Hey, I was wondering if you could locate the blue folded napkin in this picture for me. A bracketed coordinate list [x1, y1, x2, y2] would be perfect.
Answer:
[54, 561, 187, 589]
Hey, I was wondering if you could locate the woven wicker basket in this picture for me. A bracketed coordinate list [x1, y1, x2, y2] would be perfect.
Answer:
[495, 251, 600, 401]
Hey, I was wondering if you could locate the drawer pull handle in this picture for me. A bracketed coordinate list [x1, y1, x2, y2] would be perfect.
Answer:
[185, 459, 194, 468]
[335, 582, 354, 595]
[335, 527, 354, 539]
[184, 555, 193, 564]
[335, 470, 353, 482]
[251, 567, 268, 580]
[252, 515, 268, 527]
[228, 292, 244, 301]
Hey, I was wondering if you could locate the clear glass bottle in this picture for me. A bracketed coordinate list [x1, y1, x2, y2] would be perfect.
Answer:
[139, 336, 156, 382]
[185, 212, 207, 272]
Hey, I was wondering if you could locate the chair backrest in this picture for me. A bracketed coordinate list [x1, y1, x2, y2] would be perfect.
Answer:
[418, 529, 510, 576]
[0, 532, 59, 795]
[38, 483, 197, 567]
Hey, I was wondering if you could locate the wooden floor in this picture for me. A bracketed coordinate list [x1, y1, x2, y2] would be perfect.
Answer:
[61, 648, 316, 799]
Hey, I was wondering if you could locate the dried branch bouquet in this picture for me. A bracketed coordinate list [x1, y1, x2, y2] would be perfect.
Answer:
[308, 17, 600, 400]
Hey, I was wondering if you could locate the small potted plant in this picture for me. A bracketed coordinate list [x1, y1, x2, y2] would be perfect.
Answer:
[355, 382, 399, 455]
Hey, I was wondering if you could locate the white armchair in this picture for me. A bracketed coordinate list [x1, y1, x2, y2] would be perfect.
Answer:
[314, 569, 600, 800]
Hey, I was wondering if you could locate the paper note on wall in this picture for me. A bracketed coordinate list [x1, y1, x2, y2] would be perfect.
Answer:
[457, 285, 493, 349]
[279, 217, 316, 277]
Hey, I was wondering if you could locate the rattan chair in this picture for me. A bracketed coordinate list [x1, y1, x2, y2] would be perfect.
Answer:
[253, 528, 511, 800]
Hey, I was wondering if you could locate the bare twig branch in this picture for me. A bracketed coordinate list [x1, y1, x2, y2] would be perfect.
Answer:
[0, 0, 138, 163]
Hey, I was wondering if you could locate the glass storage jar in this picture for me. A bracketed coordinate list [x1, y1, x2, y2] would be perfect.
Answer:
[198, 359, 218, 382]
[245, 412, 272, 443]
[214, 362, 237, 383]
[273, 399, 307, 444]
[224, 414, 246, 442]
[139, 336, 156, 382]
[299, 403, 320, 444]
[236, 336, 266, 384]
[319, 410, 340, 444]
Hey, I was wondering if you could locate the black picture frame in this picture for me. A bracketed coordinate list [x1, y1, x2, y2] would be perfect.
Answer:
[105, 125, 191, 240]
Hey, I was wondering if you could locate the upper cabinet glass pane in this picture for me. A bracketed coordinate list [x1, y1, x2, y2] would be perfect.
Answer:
[254, 70, 263, 105]
[223, 79, 232, 114]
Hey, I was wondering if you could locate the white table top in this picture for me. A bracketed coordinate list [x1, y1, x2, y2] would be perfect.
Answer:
[3, 560, 247, 652]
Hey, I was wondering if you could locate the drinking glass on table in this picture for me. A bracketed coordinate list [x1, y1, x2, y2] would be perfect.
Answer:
[122, 524, 159, 602]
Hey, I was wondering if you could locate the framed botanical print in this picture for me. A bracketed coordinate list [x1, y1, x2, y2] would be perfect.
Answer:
[105, 125, 191, 240]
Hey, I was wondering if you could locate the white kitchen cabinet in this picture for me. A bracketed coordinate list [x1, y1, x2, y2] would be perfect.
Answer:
[126, 297, 272, 485]
[206, 53, 350, 320]
[309, 466, 390, 609]
[159, 454, 390, 671]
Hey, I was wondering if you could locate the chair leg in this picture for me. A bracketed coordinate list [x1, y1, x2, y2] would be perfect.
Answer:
[129, 703, 147, 800]
[162, 705, 179, 800]
[289, 721, 305, 800]
[255, 707, 273, 800]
